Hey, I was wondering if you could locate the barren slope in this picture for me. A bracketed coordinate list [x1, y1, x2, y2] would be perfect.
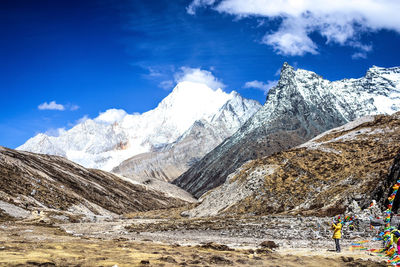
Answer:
[173, 63, 400, 198]
[0, 146, 190, 221]
[184, 113, 400, 217]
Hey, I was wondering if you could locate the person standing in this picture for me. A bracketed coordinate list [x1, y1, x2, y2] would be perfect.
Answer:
[391, 226, 400, 252]
[332, 218, 343, 253]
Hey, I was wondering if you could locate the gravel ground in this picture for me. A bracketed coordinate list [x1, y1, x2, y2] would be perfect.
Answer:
[0, 215, 388, 266]
[58, 215, 384, 252]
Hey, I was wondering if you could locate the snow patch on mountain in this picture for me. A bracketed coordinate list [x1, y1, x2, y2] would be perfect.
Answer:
[173, 63, 400, 198]
[112, 92, 261, 182]
[18, 81, 260, 171]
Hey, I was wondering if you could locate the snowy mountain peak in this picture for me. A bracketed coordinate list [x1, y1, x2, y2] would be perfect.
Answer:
[279, 62, 295, 78]
[261, 63, 400, 135]
[368, 65, 400, 74]
[18, 81, 261, 171]
[281, 61, 293, 72]
[171, 81, 223, 94]
[159, 81, 229, 112]
[276, 62, 322, 92]
[173, 65, 400, 198]
[271, 63, 400, 116]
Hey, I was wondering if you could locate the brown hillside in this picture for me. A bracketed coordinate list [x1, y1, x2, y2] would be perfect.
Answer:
[0, 147, 188, 221]
[185, 113, 400, 217]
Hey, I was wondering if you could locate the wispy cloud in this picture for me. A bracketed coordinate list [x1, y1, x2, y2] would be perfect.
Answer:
[350, 42, 373, 59]
[94, 109, 128, 124]
[187, 0, 216, 15]
[173, 67, 225, 90]
[261, 17, 318, 56]
[187, 0, 400, 57]
[274, 67, 282, 76]
[38, 101, 79, 111]
[76, 115, 89, 124]
[38, 101, 65, 111]
[69, 104, 80, 111]
[146, 66, 164, 77]
[44, 127, 66, 137]
[244, 80, 278, 95]
[159, 80, 174, 90]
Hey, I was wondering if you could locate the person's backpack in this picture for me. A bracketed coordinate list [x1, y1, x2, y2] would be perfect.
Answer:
[392, 230, 400, 238]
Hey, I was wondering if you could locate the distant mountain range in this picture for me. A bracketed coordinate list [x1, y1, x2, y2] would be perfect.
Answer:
[17, 82, 261, 177]
[112, 91, 260, 182]
[183, 112, 400, 217]
[15, 63, 400, 206]
[173, 63, 400, 198]
[4, 62, 400, 223]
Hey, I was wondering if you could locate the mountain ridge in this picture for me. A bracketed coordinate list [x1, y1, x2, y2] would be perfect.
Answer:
[183, 112, 400, 217]
[17, 82, 261, 172]
[112, 92, 260, 182]
[173, 63, 400, 198]
[0, 146, 193, 222]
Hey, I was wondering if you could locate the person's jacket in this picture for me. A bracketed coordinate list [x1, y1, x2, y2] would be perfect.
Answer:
[391, 229, 400, 244]
[332, 222, 342, 239]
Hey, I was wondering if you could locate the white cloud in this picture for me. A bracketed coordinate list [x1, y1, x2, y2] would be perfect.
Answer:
[244, 80, 278, 94]
[69, 104, 80, 111]
[38, 101, 65, 111]
[174, 67, 225, 90]
[146, 67, 163, 77]
[351, 52, 367, 59]
[44, 127, 66, 137]
[159, 80, 174, 90]
[349, 41, 373, 59]
[94, 109, 127, 124]
[76, 115, 89, 124]
[38, 101, 79, 111]
[188, 0, 400, 57]
[187, 0, 216, 15]
[262, 19, 318, 56]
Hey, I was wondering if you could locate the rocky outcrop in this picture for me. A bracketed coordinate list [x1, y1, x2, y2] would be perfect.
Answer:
[112, 94, 260, 182]
[183, 113, 400, 217]
[173, 63, 400, 198]
[377, 152, 400, 213]
[0, 146, 193, 221]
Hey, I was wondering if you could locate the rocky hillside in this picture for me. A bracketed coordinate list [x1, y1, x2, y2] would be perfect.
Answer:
[174, 63, 400, 198]
[112, 93, 259, 182]
[383, 151, 400, 213]
[18, 82, 260, 172]
[0, 146, 194, 222]
[183, 113, 400, 217]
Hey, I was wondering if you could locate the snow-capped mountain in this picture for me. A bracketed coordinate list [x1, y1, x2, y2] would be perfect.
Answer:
[112, 91, 260, 182]
[17, 81, 261, 171]
[182, 112, 400, 217]
[173, 63, 400, 198]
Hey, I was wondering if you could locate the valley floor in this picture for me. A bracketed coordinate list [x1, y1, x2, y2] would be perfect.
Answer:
[0, 212, 389, 266]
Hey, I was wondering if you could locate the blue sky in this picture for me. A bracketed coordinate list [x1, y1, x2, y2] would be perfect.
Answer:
[1, 0, 400, 148]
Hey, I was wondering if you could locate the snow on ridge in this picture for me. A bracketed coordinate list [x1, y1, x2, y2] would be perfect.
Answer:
[233, 64, 400, 147]
[297, 115, 376, 150]
[17, 81, 259, 171]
